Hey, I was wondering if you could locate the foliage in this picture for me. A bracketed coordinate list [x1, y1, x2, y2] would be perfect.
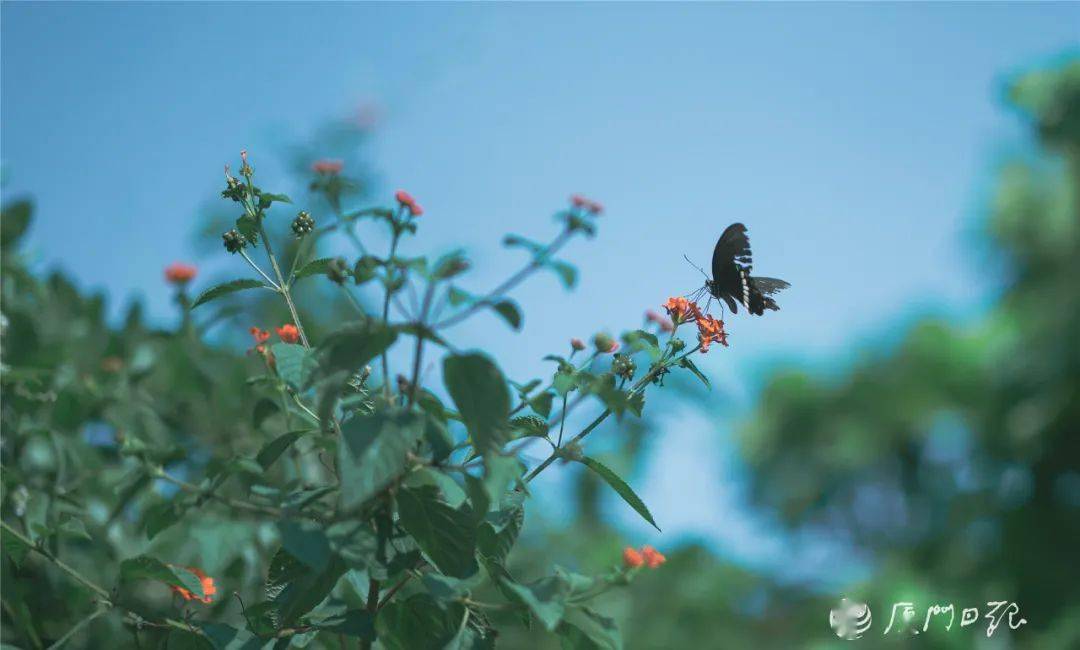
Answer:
[1, 150, 714, 648]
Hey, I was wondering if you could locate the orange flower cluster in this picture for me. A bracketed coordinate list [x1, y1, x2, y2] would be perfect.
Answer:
[164, 262, 197, 285]
[249, 326, 271, 354]
[395, 189, 424, 216]
[662, 297, 729, 353]
[622, 545, 666, 569]
[662, 296, 700, 325]
[570, 194, 603, 215]
[312, 159, 344, 175]
[171, 566, 216, 604]
[645, 309, 674, 333]
[696, 314, 728, 353]
[276, 323, 300, 344]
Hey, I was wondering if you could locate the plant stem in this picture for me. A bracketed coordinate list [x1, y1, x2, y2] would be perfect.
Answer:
[47, 607, 107, 650]
[523, 344, 702, 484]
[259, 224, 311, 348]
[379, 218, 404, 400]
[152, 470, 284, 518]
[239, 249, 280, 290]
[435, 228, 573, 329]
[1, 521, 111, 601]
[406, 283, 436, 408]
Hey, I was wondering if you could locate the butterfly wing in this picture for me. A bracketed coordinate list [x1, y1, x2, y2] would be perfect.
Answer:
[710, 223, 753, 313]
[750, 277, 790, 296]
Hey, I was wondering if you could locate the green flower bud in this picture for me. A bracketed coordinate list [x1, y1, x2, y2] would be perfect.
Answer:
[222, 229, 245, 253]
[291, 211, 315, 237]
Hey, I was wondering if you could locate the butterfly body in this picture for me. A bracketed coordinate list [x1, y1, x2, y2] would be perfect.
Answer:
[707, 223, 789, 316]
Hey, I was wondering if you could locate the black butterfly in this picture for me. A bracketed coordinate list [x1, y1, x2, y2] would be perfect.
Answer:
[706, 223, 789, 315]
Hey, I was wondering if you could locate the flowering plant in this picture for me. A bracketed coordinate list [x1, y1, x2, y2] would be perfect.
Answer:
[0, 151, 726, 649]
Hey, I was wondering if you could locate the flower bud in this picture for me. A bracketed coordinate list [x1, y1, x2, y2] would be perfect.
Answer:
[571, 338, 586, 351]
[612, 353, 636, 380]
[670, 337, 686, 352]
[622, 547, 644, 569]
[291, 211, 315, 237]
[222, 229, 245, 253]
[593, 333, 619, 354]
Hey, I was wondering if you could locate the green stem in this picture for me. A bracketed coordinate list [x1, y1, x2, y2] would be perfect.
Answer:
[152, 470, 284, 518]
[259, 223, 311, 349]
[435, 228, 574, 329]
[523, 343, 702, 484]
[47, 607, 107, 650]
[379, 217, 404, 400]
[0, 521, 110, 601]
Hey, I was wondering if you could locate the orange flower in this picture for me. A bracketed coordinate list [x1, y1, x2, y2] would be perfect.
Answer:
[171, 566, 216, 604]
[276, 323, 300, 344]
[164, 262, 197, 285]
[312, 159, 344, 174]
[641, 545, 666, 569]
[622, 547, 645, 569]
[663, 297, 700, 325]
[695, 315, 728, 353]
[645, 309, 674, 333]
[395, 189, 423, 216]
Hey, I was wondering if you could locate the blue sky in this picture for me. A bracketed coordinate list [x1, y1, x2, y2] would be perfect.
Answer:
[3, 2, 1077, 577]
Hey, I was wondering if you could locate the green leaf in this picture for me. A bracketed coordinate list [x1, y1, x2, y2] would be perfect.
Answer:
[256, 430, 311, 469]
[502, 575, 570, 631]
[166, 629, 214, 650]
[234, 214, 259, 244]
[316, 609, 375, 639]
[265, 547, 346, 626]
[528, 391, 555, 418]
[120, 556, 207, 598]
[198, 623, 265, 650]
[1, 526, 32, 566]
[191, 279, 268, 309]
[443, 353, 511, 456]
[491, 299, 523, 330]
[277, 520, 332, 572]
[271, 342, 317, 388]
[578, 456, 660, 531]
[319, 320, 397, 374]
[510, 415, 549, 437]
[502, 234, 543, 252]
[679, 357, 711, 389]
[557, 606, 622, 650]
[376, 594, 466, 650]
[338, 410, 425, 511]
[259, 192, 292, 205]
[396, 486, 478, 578]
[252, 397, 279, 429]
[548, 260, 578, 289]
[144, 501, 183, 540]
[1, 200, 32, 250]
[293, 257, 335, 280]
[56, 516, 91, 541]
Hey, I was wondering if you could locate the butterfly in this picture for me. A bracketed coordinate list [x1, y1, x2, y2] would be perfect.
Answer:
[705, 223, 789, 316]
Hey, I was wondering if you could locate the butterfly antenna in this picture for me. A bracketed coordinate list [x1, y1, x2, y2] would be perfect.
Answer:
[683, 254, 709, 279]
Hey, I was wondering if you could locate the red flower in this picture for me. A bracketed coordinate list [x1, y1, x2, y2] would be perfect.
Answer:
[622, 547, 645, 569]
[641, 545, 666, 569]
[645, 309, 674, 333]
[570, 194, 603, 215]
[312, 159, 344, 175]
[695, 315, 728, 353]
[663, 297, 701, 325]
[164, 262, 197, 285]
[395, 190, 423, 216]
[276, 323, 300, 344]
[171, 566, 216, 604]
[571, 338, 586, 351]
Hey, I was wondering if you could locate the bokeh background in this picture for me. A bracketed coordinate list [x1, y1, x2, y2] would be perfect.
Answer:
[3, 3, 1079, 648]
